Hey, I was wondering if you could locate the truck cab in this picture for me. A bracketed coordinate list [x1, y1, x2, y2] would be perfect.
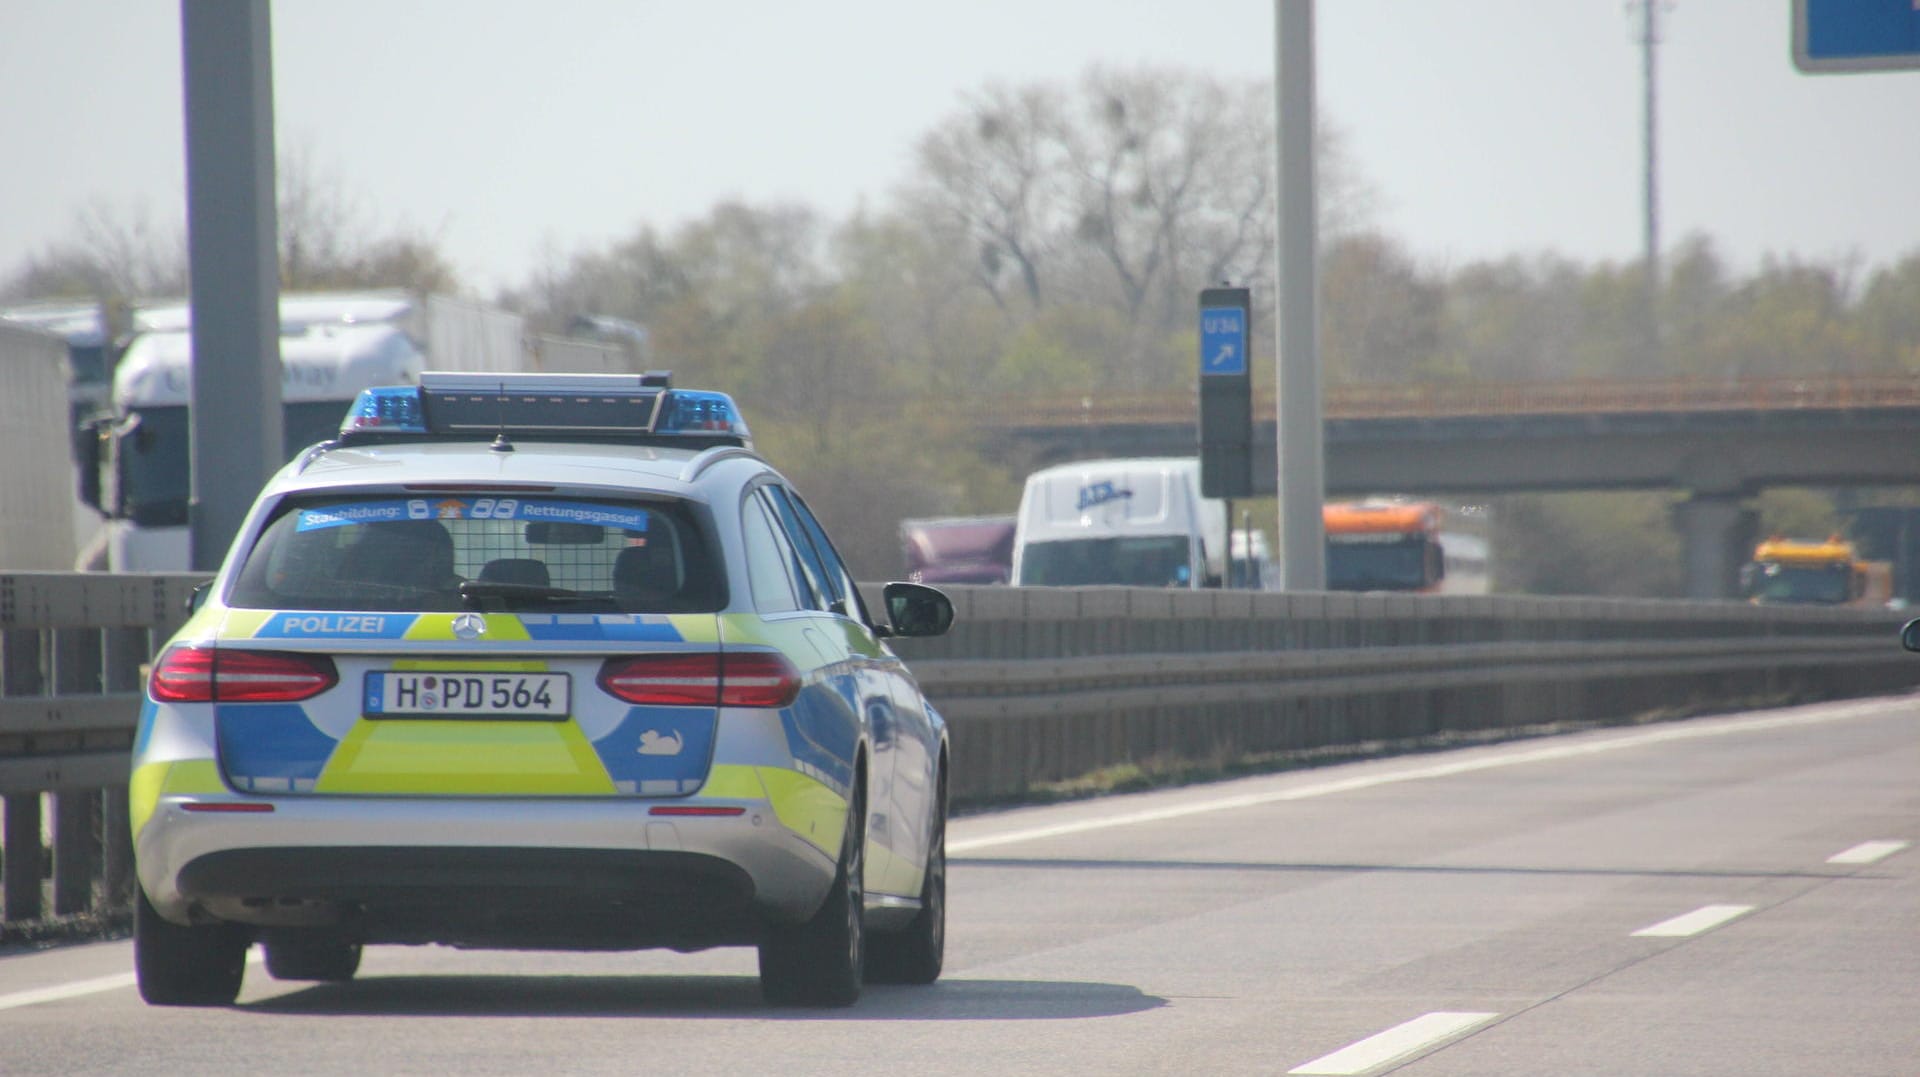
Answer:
[81, 322, 424, 570]
[1323, 500, 1447, 593]
[1741, 535, 1884, 606]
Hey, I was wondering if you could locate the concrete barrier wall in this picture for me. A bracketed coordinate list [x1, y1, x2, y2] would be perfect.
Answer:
[3, 573, 1914, 930]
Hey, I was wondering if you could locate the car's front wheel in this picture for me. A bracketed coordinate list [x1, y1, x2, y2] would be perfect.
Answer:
[134, 886, 249, 1006]
[760, 777, 866, 1007]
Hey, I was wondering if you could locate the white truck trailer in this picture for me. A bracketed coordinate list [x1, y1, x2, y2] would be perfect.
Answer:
[0, 322, 82, 569]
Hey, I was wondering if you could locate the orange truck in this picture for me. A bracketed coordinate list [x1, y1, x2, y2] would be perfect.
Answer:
[1323, 500, 1447, 593]
[1742, 535, 1891, 606]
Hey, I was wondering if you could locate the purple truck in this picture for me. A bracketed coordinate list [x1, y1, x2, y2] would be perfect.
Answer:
[900, 514, 1016, 585]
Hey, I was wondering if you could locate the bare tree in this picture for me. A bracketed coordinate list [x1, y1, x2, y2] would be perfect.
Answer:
[277, 144, 458, 293]
[0, 199, 187, 302]
[904, 65, 1374, 347]
[1052, 67, 1276, 329]
[2, 143, 460, 306]
[909, 83, 1069, 312]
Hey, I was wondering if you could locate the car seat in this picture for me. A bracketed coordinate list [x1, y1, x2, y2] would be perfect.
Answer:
[339, 520, 459, 593]
[477, 557, 551, 588]
[613, 541, 680, 608]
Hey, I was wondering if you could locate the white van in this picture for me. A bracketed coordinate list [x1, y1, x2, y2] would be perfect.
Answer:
[1011, 457, 1228, 588]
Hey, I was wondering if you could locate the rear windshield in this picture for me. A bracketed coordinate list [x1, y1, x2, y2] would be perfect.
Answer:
[228, 494, 722, 614]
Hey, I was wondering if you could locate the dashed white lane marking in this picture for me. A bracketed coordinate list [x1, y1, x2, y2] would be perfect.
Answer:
[0, 950, 263, 1012]
[949, 700, 1906, 854]
[1827, 840, 1909, 866]
[1631, 903, 1755, 938]
[1288, 1011, 1499, 1075]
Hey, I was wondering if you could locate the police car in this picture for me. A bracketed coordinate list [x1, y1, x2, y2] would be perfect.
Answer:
[131, 372, 954, 1008]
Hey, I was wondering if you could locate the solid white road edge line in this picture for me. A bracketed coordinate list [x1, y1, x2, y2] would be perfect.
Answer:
[1288, 1011, 1500, 1075]
[0, 949, 264, 1012]
[0, 972, 135, 1013]
[949, 699, 1909, 854]
[1631, 903, 1756, 938]
[1827, 839, 1909, 865]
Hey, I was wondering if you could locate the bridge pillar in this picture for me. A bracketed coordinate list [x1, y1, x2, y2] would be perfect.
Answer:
[1674, 495, 1758, 600]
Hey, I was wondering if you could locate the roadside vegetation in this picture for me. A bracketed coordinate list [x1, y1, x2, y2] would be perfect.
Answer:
[7, 66, 1919, 596]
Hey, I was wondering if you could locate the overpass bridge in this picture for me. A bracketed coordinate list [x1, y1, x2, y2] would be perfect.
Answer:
[977, 375, 1920, 597]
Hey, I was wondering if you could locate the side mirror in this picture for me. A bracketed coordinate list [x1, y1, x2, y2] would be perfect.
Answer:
[186, 581, 213, 615]
[1901, 618, 1920, 653]
[883, 581, 953, 638]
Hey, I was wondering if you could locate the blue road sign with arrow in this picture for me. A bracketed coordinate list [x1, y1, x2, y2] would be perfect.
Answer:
[1794, 0, 1920, 73]
[1200, 306, 1247, 377]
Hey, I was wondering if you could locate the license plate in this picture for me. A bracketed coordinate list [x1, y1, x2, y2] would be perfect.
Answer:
[364, 672, 570, 719]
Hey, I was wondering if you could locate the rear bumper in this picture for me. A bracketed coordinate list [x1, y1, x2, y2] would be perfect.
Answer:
[137, 794, 838, 950]
[179, 845, 759, 950]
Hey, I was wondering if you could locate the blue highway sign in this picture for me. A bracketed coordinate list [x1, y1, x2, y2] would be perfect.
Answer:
[1200, 306, 1248, 377]
[1794, 0, 1920, 73]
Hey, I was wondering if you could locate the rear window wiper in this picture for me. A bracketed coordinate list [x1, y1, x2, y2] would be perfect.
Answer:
[457, 581, 609, 607]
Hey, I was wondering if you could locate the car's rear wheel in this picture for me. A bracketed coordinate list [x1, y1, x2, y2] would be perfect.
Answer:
[866, 767, 945, 985]
[263, 932, 362, 982]
[759, 776, 865, 1007]
[134, 886, 249, 1006]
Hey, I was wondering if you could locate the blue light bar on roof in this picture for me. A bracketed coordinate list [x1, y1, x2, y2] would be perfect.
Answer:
[654, 390, 746, 436]
[343, 385, 427, 435]
[336, 371, 751, 446]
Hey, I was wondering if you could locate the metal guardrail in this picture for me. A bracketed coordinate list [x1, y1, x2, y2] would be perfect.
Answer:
[981, 374, 1920, 427]
[4, 573, 1915, 930]
[884, 586, 1920, 801]
[1, 573, 203, 929]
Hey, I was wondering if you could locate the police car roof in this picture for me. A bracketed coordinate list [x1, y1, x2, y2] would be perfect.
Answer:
[278, 438, 766, 501]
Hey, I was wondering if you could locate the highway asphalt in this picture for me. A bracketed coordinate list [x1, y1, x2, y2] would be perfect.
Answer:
[3, 693, 1914, 1075]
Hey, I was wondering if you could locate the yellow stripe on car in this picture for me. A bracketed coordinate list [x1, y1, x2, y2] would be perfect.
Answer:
[700, 763, 768, 800]
[314, 719, 616, 795]
[403, 614, 532, 642]
[670, 614, 723, 644]
[217, 609, 273, 640]
[697, 764, 851, 858]
[753, 766, 850, 859]
[128, 759, 229, 837]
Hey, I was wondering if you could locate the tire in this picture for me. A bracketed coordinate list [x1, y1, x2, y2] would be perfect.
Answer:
[134, 886, 249, 1007]
[760, 777, 865, 1007]
[866, 768, 945, 985]
[264, 933, 362, 982]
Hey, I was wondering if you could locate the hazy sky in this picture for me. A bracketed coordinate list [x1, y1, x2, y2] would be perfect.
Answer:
[3, 1, 1918, 296]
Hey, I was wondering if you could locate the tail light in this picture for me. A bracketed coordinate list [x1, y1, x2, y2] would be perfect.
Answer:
[597, 652, 800, 708]
[150, 646, 338, 703]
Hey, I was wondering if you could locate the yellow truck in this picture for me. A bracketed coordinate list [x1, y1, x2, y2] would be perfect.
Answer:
[1741, 535, 1891, 606]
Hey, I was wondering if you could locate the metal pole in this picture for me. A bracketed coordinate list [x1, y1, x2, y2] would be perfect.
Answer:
[1634, 0, 1663, 366]
[181, 0, 282, 571]
[1274, 0, 1325, 590]
[1223, 497, 1235, 586]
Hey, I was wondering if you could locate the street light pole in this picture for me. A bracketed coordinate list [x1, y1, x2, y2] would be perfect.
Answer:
[1274, 0, 1325, 590]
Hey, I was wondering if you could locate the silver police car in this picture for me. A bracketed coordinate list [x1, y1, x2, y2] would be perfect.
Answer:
[131, 372, 953, 1007]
